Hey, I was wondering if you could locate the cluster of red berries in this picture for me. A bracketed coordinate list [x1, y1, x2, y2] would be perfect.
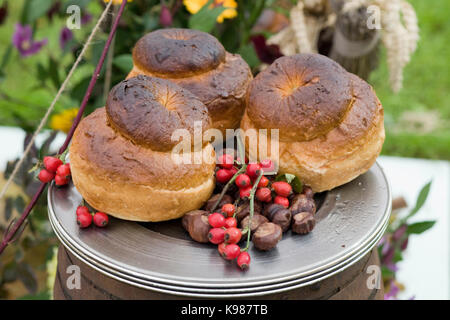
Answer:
[38, 156, 71, 186]
[76, 205, 109, 228]
[216, 155, 293, 207]
[207, 203, 251, 270]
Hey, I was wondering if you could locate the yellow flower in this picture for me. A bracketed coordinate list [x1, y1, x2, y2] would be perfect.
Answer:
[50, 108, 79, 133]
[103, 0, 133, 5]
[183, 0, 238, 23]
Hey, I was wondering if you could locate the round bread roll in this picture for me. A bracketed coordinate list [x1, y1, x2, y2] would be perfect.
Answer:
[241, 54, 385, 192]
[127, 28, 253, 134]
[70, 75, 216, 222]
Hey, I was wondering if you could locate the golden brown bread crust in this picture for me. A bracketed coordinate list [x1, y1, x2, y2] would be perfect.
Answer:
[106, 75, 211, 152]
[241, 54, 385, 192]
[132, 28, 226, 78]
[129, 28, 253, 133]
[70, 108, 216, 221]
[246, 54, 353, 142]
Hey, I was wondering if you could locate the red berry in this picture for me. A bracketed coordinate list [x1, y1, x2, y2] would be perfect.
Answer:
[77, 211, 92, 228]
[38, 169, 55, 183]
[224, 227, 242, 244]
[235, 174, 251, 188]
[246, 163, 261, 178]
[222, 244, 241, 260]
[274, 196, 289, 208]
[43, 156, 63, 173]
[258, 176, 269, 188]
[260, 159, 274, 172]
[76, 205, 90, 217]
[56, 163, 71, 178]
[256, 187, 272, 202]
[224, 217, 237, 229]
[272, 181, 292, 197]
[236, 156, 249, 165]
[217, 153, 234, 169]
[221, 203, 235, 217]
[216, 169, 233, 184]
[218, 242, 227, 257]
[237, 251, 251, 270]
[93, 212, 109, 227]
[54, 174, 69, 186]
[208, 213, 226, 228]
[239, 186, 252, 199]
[208, 228, 226, 244]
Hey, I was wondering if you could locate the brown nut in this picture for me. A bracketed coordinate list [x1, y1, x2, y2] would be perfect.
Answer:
[182, 210, 207, 231]
[301, 186, 314, 199]
[235, 200, 263, 222]
[264, 204, 292, 232]
[290, 194, 316, 216]
[187, 213, 211, 243]
[204, 194, 233, 212]
[252, 222, 282, 251]
[240, 214, 268, 234]
[291, 211, 316, 234]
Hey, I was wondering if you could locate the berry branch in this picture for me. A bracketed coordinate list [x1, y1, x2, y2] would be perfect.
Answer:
[211, 135, 247, 212]
[243, 170, 264, 252]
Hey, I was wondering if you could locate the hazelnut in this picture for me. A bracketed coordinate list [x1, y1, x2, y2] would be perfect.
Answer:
[290, 194, 316, 216]
[263, 203, 292, 232]
[204, 194, 233, 212]
[187, 213, 211, 243]
[240, 214, 268, 234]
[182, 210, 206, 231]
[291, 212, 316, 234]
[301, 186, 314, 199]
[252, 222, 282, 251]
[235, 200, 263, 222]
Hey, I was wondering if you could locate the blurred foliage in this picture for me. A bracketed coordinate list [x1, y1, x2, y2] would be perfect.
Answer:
[0, 132, 58, 299]
[379, 181, 435, 299]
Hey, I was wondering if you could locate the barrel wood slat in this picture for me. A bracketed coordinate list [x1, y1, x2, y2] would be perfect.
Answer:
[53, 246, 384, 300]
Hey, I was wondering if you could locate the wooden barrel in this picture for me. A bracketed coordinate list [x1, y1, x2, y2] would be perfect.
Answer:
[53, 246, 384, 300]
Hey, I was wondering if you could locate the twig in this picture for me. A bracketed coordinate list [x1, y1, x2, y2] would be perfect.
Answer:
[0, 0, 128, 256]
[0, 0, 114, 203]
[243, 171, 263, 251]
[211, 135, 247, 212]
[103, 4, 119, 102]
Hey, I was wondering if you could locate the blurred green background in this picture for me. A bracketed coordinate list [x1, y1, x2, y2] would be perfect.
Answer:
[0, 0, 449, 159]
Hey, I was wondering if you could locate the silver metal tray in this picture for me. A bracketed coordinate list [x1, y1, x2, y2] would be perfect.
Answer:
[48, 162, 391, 297]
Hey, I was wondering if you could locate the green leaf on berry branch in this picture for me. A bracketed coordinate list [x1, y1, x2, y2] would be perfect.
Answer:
[275, 173, 303, 193]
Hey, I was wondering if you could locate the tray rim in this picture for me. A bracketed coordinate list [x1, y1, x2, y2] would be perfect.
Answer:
[48, 161, 392, 294]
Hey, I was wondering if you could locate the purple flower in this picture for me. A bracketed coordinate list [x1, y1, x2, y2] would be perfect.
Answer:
[12, 24, 47, 57]
[382, 246, 395, 265]
[159, 5, 173, 27]
[386, 263, 399, 272]
[59, 27, 73, 50]
[46, 1, 61, 22]
[250, 34, 283, 65]
[393, 224, 407, 241]
[381, 237, 391, 256]
[401, 237, 409, 251]
[81, 13, 92, 25]
[384, 280, 400, 300]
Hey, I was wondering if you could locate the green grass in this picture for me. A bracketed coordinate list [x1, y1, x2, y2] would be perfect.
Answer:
[369, 0, 450, 160]
[0, 0, 449, 159]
